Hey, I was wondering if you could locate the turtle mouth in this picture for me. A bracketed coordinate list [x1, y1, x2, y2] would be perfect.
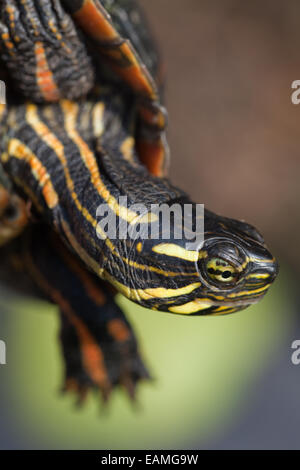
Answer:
[164, 291, 266, 315]
[215, 298, 262, 308]
[193, 296, 264, 309]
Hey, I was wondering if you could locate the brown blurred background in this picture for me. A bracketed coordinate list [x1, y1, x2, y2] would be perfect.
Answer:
[140, 0, 300, 271]
[1, 0, 300, 451]
[136, 0, 300, 449]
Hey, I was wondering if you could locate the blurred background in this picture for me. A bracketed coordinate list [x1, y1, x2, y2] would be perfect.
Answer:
[0, 0, 300, 450]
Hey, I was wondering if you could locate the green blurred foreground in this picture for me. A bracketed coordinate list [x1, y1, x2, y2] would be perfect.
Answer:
[1, 268, 293, 449]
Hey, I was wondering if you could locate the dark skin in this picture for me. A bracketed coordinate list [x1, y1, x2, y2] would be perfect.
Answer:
[0, 0, 278, 404]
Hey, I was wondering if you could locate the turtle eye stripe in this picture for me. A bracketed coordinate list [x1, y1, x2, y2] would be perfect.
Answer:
[207, 267, 238, 279]
[152, 243, 207, 262]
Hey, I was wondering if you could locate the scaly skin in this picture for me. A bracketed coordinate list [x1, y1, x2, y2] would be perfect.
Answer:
[0, 1, 278, 403]
[0, 0, 94, 101]
[0, 92, 278, 315]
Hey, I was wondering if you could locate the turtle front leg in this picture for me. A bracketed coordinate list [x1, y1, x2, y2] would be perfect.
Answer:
[58, 292, 150, 406]
[0, 0, 94, 102]
[61, 0, 168, 177]
[24, 227, 150, 405]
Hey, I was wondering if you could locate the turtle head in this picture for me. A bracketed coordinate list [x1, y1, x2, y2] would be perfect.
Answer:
[195, 213, 279, 314]
[119, 208, 278, 315]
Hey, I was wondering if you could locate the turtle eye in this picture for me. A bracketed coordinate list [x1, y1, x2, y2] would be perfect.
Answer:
[206, 257, 238, 284]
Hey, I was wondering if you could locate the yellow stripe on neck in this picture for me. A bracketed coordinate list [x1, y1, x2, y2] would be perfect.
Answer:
[61, 100, 157, 225]
[152, 243, 207, 262]
[169, 299, 212, 314]
[103, 271, 200, 302]
[5, 138, 59, 209]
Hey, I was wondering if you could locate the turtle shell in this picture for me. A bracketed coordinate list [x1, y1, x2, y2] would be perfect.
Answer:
[100, 0, 161, 81]
[0, 0, 168, 247]
[0, 0, 168, 176]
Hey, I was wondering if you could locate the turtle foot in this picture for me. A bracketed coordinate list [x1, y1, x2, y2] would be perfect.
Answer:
[59, 325, 151, 407]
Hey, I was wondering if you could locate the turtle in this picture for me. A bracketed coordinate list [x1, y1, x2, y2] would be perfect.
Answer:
[0, 0, 278, 404]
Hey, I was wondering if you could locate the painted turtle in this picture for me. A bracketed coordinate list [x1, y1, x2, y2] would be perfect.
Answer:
[0, 1, 278, 403]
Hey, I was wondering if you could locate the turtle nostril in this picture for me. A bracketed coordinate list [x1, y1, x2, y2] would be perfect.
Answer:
[251, 259, 279, 284]
[267, 260, 279, 281]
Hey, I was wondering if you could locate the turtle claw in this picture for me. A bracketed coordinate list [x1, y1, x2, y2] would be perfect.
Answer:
[122, 376, 137, 402]
[119, 356, 152, 403]
[75, 387, 89, 408]
[59, 334, 151, 408]
[61, 378, 91, 408]
[99, 383, 113, 404]
[105, 338, 152, 397]
[63, 379, 113, 408]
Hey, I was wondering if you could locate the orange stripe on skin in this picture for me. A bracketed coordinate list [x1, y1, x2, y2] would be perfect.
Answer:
[53, 233, 107, 307]
[0, 104, 6, 123]
[57, 297, 109, 388]
[110, 42, 157, 99]
[137, 140, 165, 177]
[0, 186, 9, 215]
[69, 0, 168, 175]
[71, 1, 157, 101]
[25, 104, 103, 236]
[6, 139, 59, 210]
[107, 319, 131, 343]
[73, 0, 120, 42]
[64, 378, 79, 393]
[139, 104, 166, 129]
[35, 42, 60, 101]
[57, 301, 109, 388]
[61, 100, 155, 224]
[24, 251, 110, 391]
[1, 30, 15, 56]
